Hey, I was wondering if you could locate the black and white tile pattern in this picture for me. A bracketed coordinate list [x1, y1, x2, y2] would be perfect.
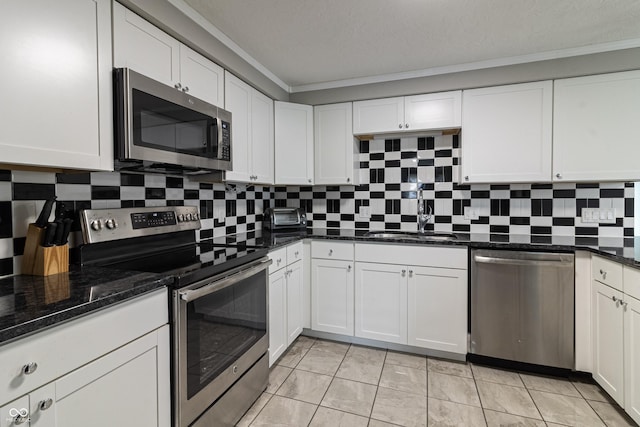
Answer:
[0, 136, 636, 277]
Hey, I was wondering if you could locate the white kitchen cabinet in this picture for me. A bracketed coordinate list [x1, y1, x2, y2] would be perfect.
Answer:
[268, 242, 304, 366]
[275, 101, 314, 185]
[408, 266, 467, 353]
[0, 0, 113, 171]
[353, 243, 467, 353]
[314, 103, 358, 185]
[352, 91, 461, 135]
[592, 280, 625, 405]
[553, 70, 640, 182]
[113, 3, 224, 107]
[55, 327, 169, 427]
[310, 242, 355, 336]
[0, 290, 170, 426]
[354, 263, 407, 344]
[460, 81, 553, 184]
[224, 72, 274, 184]
[625, 294, 640, 425]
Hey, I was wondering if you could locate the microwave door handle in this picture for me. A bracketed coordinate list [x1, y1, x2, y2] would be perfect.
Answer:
[216, 117, 222, 158]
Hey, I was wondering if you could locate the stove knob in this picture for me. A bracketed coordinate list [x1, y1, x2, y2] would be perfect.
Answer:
[105, 219, 117, 230]
[186, 213, 193, 221]
[193, 213, 199, 220]
[90, 220, 102, 231]
[177, 214, 185, 222]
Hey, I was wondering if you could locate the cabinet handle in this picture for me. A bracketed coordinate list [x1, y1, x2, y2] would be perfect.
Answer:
[464, 176, 469, 181]
[22, 362, 38, 375]
[308, 179, 312, 183]
[612, 296, 618, 302]
[398, 124, 403, 129]
[39, 398, 53, 411]
[294, 251, 299, 257]
[182, 86, 189, 93]
[329, 249, 333, 256]
[401, 269, 406, 277]
[600, 269, 607, 279]
[409, 269, 413, 277]
[556, 173, 562, 179]
[277, 258, 282, 265]
[174, 83, 182, 90]
[347, 178, 351, 183]
[405, 123, 409, 129]
[347, 265, 351, 272]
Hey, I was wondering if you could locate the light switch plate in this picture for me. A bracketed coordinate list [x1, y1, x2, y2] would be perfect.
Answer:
[581, 208, 616, 224]
[358, 206, 371, 219]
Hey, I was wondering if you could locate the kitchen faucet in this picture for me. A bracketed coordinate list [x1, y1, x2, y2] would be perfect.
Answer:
[417, 188, 433, 233]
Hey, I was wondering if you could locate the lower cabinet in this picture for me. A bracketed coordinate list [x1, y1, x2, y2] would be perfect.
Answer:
[268, 242, 304, 366]
[0, 291, 170, 427]
[311, 258, 354, 336]
[407, 266, 467, 353]
[592, 280, 625, 404]
[354, 263, 407, 344]
[352, 243, 468, 355]
[625, 295, 640, 424]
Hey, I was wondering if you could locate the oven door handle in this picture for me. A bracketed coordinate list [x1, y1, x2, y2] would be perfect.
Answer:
[179, 258, 272, 302]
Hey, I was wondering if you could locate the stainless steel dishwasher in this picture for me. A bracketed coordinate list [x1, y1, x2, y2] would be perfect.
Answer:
[470, 249, 575, 369]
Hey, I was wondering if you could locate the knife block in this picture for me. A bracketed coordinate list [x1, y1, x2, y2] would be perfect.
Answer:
[21, 223, 69, 276]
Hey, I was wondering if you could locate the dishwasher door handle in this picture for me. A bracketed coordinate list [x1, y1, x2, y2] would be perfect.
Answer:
[473, 255, 573, 267]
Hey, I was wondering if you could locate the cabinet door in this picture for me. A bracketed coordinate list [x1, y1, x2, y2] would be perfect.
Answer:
[224, 72, 252, 182]
[404, 91, 461, 131]
[354, 262, 407, 344]
[625, 295, 640, 424]
[179, 45, 224, 107]
[28, 383, 56, 426]
[553, 70, 640, 182]
[287, 261, 304, 345]
[593, 281, 624, 405]
[353, 97, 404, 134]
[275, 101, 314, 185]
[251, 89, 275, 184]
[0, 0, 113, 171]
[55, 327, 170, 427]
[311, 259, 353, 335]
[408, 266, 467, 354]
[314, 103, 356, 185]
[269, 269, 287, 366]
[113, 2, 179, 87]
[460, 81, 552, 183]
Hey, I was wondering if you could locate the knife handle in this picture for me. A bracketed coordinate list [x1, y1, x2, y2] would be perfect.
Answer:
[35, 198, 56, 229]
[42, 223, 58, 247]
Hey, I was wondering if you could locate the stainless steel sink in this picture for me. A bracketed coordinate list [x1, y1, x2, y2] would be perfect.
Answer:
[364, 230, 458, 241]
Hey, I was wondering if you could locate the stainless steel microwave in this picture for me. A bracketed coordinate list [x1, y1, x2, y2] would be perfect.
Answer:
[113, 68, 231, 174]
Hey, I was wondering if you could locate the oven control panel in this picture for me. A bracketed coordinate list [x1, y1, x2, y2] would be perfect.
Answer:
[80, 206, 200, 244]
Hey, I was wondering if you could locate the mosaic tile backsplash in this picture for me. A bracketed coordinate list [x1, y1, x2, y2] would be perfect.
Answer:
[0, 133, 635, 277]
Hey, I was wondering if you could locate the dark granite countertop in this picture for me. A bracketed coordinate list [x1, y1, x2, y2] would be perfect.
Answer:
[0, 266, 172, 345]
[257, 229, 640, 268]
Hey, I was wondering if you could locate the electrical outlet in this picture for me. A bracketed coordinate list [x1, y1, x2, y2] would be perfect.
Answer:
[358, 206, 371, 219]
[464, 207, 479, 220]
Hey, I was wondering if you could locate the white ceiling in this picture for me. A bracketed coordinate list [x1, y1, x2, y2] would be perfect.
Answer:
[177, 0, 640, 92]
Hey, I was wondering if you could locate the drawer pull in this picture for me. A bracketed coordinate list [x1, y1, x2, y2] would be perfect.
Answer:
[39, 398, 53, 411]
[294, 251, 299, 257]
[23, 362, 38, 375]
[600, 269, 607, 279]
[277, 258, 282, 265]
[409, 270, 413, 277]
[329, 249, 333, 256]
[347, 265, 351, 272]
[401, 269, 406, 277]
[9, 408, 29, 424]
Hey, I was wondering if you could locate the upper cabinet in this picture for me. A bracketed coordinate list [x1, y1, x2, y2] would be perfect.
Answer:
[460, 81, 553, 184]
[275, 102, 314, 185]
[314, 103, 358, 186]
[0, 0, 113, 171]
[113, 3, 224, 107]
[224, 72, 274, 184]
[553, 70, 640, 182]
[353, 91, 461, 135]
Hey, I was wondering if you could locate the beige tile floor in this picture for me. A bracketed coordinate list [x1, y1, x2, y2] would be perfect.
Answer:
[237, 337, 637, 427]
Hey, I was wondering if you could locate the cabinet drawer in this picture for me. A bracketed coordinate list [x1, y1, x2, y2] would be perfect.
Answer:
[287, 242, 304, 264]
[624, 265, 640, 301]
[311, 241, 354, 260]
[0, 289, 167, 406]
[592, 255, 623, 291]
[355, 243, 467, 270]
[268, 247, 287, 274]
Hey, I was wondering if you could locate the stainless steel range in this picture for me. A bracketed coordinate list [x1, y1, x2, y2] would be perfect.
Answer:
[77, 206, 270, 427]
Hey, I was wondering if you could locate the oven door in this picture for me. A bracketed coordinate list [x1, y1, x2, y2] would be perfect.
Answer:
[173, 257, 270, 427]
